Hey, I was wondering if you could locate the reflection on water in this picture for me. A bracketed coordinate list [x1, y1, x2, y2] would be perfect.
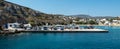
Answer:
[0, 26, 120, 49]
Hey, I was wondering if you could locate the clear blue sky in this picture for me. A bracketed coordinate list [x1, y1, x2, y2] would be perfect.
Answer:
[6, 0, 120, 16]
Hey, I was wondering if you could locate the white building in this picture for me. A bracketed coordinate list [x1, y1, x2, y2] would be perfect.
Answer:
[99, 19, 111, 26]
[24, 24, 32, 30]
[112, 20, 120, 26]
[4, 23, 25, 31]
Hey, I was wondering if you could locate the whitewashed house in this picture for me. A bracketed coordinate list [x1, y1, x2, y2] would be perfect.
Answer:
[24, 24, 32, 30]
[99, 19, 111, 25]
[112, 20, 120, 26]
[4, 23, 25, 31]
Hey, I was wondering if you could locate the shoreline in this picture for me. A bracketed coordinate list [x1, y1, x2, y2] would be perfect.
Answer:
[1, 25, 119, 34]
[77, 25, 120, 26]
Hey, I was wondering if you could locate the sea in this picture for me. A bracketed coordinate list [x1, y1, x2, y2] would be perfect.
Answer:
[0, 26, 120, 49]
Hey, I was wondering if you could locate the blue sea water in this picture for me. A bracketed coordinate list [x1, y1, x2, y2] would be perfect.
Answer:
[0, 26, 120, 49]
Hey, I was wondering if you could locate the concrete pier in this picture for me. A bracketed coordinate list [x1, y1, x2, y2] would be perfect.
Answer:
[20, 29, 108, 33]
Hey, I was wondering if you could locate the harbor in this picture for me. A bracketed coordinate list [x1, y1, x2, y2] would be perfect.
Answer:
[0, 26, 118, 49]
[0, 23, 108, 34]
[0, 0, 120, 49]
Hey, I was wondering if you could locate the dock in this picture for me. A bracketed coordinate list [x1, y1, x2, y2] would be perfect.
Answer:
[20, 29, 108, 33]
[0, 31, 20, 34]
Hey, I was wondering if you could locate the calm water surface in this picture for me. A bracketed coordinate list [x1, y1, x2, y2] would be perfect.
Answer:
[0, 26, 120, 49]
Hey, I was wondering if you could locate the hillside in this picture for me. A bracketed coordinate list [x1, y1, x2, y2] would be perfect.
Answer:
[0, 0, 69, 26]
[69, 14, 92, 18]
[69, 14, 115, 19]
[0, 0, 116, 26]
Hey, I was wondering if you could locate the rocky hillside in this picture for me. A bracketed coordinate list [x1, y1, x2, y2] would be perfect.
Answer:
[0, 0, 68, 26]
[0, 0, 115, 26]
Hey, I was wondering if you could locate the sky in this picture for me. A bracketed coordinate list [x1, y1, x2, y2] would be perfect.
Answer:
[6, 0, 120, 16]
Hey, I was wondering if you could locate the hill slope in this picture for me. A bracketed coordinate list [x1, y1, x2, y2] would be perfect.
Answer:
[0, 0, 68, 25]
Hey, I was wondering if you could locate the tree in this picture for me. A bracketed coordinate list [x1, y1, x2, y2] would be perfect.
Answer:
[75, 21, 84, 24]
[88, 20, 98, 25]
